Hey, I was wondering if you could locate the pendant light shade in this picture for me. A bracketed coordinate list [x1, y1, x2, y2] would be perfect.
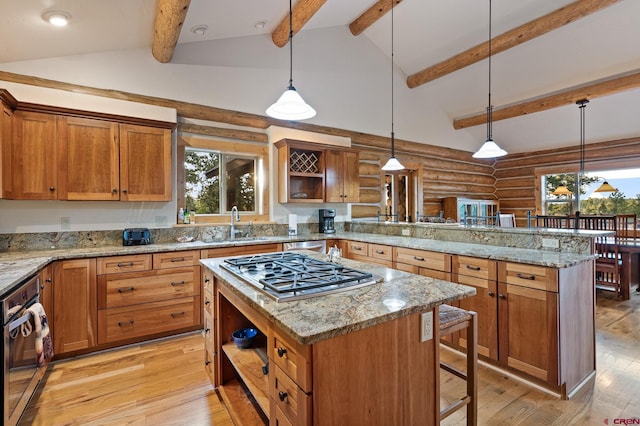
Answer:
[266, 0, 316, 121]
[593, 181, 618, 193]
[473, 0, 507, 159]
[381, 0, 404, 171]
[552, 185, 573, 196]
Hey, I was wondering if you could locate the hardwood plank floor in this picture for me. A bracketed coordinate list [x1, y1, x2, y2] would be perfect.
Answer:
[20, 290, 640, 425]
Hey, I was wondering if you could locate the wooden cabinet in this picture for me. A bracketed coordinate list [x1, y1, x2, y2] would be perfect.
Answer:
[96, 251, 201, 345]
[200, 243, 282, 259]
[0, 90, 17, 198]
[325, 149, 359, 203]
[275, 139, 325, 203]
[442, 196, 498, 224]
[52, 259, 97, 355]
[393, 246, 451, 280]
[203, 267, 216, 385]
[452, 255, 498, 360]
[345, 241, 392, 267]
[38, 264, 55, 344]
[5, 110, 172, 201]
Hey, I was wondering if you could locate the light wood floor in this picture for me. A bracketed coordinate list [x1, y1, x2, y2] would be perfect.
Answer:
[21, 290, 640, 426]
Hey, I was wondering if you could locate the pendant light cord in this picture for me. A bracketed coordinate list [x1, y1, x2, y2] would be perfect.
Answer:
[486, 0, 493, 141]
[288, 0, 294, 90]
[390, 0, 395, 156]
[578, 99, 588, 176]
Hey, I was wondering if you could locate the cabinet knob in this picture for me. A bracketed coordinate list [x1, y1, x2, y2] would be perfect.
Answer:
[498, 293, 506, 300]
[488, 291, 495, 297]
[204, 277, 210, 283]
[204, 299, 210, 306]
[278, 391, 288, 402]
[277, 347, 287, 357]
[49, 186, 55, 191]
[205, 328, 210, 334]
[122, 188, 127, 193]
[112, 188, 118, 193]
[205, 360, 211, 366]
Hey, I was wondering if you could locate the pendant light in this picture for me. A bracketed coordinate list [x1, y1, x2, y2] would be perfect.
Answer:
[552, 185, 573, 196]
[381, 0, 404, 171]
[593, 181, 618, 193]
[266, 0, 316, 121]
[473, 0, 507, 159]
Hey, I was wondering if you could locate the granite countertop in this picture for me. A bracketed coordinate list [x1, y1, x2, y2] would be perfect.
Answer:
[201, 254, 475, 345]
[0, 231, 594, 297]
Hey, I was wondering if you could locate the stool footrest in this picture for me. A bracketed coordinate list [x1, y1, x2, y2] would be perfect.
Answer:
[440, 361, 467, 380]
[440, 396, 471, 420]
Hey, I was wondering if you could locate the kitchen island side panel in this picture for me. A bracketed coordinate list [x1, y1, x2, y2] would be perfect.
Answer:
[312, 310, 439, 426]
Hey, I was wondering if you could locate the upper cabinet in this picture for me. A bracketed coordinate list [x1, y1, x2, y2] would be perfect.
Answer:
[2, 99, 173, 201]
[0, 90, 17, 199]
[275, 139, 360, 204]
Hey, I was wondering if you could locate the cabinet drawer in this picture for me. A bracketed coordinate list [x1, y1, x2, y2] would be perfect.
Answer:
[270, 365, 311, 425]
[394, 247, 451, 272]
[203, 268, 214, 294]
[97, 254, 151, 274]
[499, 262, 558, 292]
[453, 256, 496, 281]
[200, 243, 282, 259]
[97, 267, 200, 309]
[346, 241, 368, 258]
[98, 296, 200, 344]
[270, 330, 312, 393]
[368, 244, 392, 261]
[204, 289, 214, 317]
[153, 250, 200, 269]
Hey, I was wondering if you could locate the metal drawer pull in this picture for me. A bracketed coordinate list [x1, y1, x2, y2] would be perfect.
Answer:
[466, 265, 481, 271]
[204, 277, 210, 283]
[171, 281, 186, 286]
[118, 320, 134, 327]
[353, 246, 362, 251]
[204, 299, 210, 305]
[117, 262, 135, 267]
[171, 311, 186, 318]
[278, 391, 288, 402]
[488, 291, 495, 297]
[516, 273, 536, 280]
[205, 360, 211, 366]
[277, 347, 287, 357]
[498, 294, 506, 299]
[205, 328, 210, 334]
[375, 250, 385, 254]
[413, 256, 425, 261]
[118, 286, 135, 293]
[170, 257, 186, 262]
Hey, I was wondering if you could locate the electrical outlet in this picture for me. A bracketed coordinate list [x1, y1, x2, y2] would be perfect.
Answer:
[420, 311, 433, 342]
[542, 238, 559, 249]
[60, 216, 71, 230]
[402, 228, 410, 236]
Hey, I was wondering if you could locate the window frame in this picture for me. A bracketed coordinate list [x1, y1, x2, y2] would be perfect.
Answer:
[177, 135, 270, 224]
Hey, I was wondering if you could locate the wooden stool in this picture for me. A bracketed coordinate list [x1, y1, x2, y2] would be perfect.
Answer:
[439, 304, 478, 426]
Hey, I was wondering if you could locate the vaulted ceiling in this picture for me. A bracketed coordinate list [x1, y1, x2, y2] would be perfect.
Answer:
[1, 0, 639, 155]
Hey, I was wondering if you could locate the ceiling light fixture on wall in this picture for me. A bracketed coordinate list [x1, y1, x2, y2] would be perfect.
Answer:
[42, 10, 71, 26]
[266, 0, 316, 121]
[381, 0, 404, 172]
[191, 25, 208, 36]
[473, 0, 507, 159]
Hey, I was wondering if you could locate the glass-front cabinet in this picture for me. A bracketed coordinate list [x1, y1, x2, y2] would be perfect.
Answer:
[442, 197, 499, 224]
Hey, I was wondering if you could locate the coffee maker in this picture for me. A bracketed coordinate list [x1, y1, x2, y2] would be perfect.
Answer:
[318, 209, 336, 234]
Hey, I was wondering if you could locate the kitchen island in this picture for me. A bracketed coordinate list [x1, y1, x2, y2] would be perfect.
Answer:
[200, 253, 476, 426]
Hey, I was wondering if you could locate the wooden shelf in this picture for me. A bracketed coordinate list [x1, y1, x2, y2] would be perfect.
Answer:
[218, 379, 267, 426]
[221, 342, 270, 416]
[290, 172, 323, 178]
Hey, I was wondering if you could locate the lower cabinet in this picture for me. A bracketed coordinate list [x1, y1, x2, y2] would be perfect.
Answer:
[52, 259, 98, 355]
[345, 241, 392, 267]
[96, 251, 201, 346]
[393, 246, 451, 280]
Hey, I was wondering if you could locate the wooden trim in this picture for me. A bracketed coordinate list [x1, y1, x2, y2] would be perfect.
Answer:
[453, 69, 640, 130]
[407, 0, 621, 88]
[178, 123, 268, 143]
[349, 0, 403, 36]
[271, 0, 327, 47]
[179, 135, 268, 154]
[152, 0, 192, 63]
[0, 88, 18, 109]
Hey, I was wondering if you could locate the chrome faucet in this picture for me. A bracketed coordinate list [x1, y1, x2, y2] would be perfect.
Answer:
[230, 206, 241, 239]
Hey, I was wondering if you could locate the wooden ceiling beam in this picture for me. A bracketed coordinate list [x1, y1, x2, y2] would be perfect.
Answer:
[152, 0, 191, 63]
[407, 0, 622, 88]
[272, 0, 327, 48]
[453, 69, 640, 129]
[349, 0, 403, 36]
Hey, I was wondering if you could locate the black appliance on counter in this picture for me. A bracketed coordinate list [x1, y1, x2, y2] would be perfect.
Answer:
[318, 209, 336, 234]
[123, 228, 151, 246]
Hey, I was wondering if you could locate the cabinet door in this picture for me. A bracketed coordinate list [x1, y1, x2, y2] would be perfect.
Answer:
[342, 150, 360, 202]
[325, 150, 360, 203]
[53, 259, 97, 354]
[58, 117, 120, 200]
[498, 282, 559, 385]
[38, 264, 55, 342]
[11, 111, 58, 199]
[1, 101, 14, 198]
[119, 124, 172, 201]
[457, 278, 498, 360]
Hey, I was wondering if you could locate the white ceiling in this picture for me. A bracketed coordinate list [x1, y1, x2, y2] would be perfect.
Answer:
[1, 0, 639, 155]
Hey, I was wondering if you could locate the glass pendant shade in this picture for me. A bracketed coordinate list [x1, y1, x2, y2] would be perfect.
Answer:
[593, 181, 618, 193]
[472, 138, 507, 158]
[552, 185, 573, 196]
[266, 86, 316, 120]
[381, 156, 404, 171]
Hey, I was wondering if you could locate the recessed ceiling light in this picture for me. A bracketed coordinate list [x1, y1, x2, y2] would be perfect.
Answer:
[254, 20, 267, 30]
[191, 25, 208, 36]
[42, 10, 71, 26]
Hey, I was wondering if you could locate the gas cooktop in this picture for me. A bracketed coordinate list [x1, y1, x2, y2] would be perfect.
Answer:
[220, 252, 382, 302]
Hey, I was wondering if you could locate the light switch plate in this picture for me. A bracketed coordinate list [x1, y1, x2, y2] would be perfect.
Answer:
[60, 216, 71, 230]
[420, 312, 433, 342]
[402, 229, 410, 236]
[542, 238, 559, 248]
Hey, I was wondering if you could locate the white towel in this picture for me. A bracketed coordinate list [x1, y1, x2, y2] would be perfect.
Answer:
[26, 302, 54, 366]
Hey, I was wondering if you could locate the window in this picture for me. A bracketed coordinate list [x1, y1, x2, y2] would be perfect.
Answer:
[185, 148, 258, 214]
[178, 135, 268, 224]
[542, 168, 640, 215]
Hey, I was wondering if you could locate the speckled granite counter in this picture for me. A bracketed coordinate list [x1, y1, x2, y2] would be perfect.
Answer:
[201, 254, 475, 345]
[0, 230, 595, 298]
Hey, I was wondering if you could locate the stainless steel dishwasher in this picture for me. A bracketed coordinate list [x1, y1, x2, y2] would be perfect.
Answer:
[283, 240, 326, 253]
